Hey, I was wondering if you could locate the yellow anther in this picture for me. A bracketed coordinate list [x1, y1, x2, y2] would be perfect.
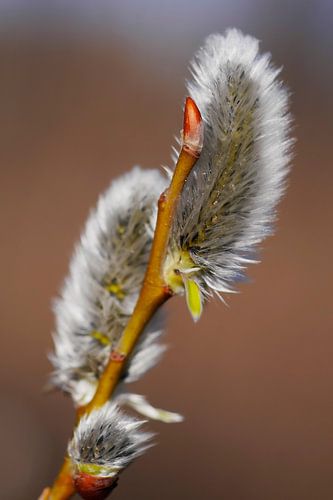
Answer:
[91, 330, 111, 346]
[105, 281, 126, 300]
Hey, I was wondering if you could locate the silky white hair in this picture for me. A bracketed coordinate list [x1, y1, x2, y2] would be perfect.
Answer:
[50, 167, 168, 405]
[168, 29, 292, 297]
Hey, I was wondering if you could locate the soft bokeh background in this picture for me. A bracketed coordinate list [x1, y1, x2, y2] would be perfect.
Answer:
[0, 1, 332, 499]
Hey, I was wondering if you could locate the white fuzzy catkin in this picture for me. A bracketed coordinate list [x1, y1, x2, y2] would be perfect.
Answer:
[68, 402, 154, 476]
[50, 167, 168, 406]
[166, 29, 292, 300]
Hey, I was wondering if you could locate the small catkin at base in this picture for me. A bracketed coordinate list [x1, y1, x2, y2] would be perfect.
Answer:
[68, 403, 154, 499]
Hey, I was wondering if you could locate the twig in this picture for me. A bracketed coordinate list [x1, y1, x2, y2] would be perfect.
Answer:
[43, 97, 203, 500]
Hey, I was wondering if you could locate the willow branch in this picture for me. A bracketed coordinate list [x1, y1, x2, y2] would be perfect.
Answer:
[81, 96, 203, 414]
[43, 96, 203, 500]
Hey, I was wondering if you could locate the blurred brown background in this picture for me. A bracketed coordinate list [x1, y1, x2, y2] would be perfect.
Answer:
[0, 1, 332, 499]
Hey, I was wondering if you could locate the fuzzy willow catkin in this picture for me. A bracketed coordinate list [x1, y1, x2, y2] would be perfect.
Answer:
[50, 167, 168, 406]
[164, 29, 292, 320]
[68, 403, 154, 499]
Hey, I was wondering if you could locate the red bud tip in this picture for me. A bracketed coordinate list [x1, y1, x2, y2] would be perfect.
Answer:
[182, 97, 203, 158]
